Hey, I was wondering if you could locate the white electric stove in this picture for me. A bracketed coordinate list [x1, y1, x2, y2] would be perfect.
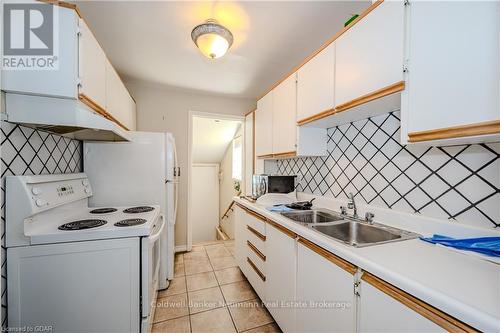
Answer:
[6, 173, 163, 333]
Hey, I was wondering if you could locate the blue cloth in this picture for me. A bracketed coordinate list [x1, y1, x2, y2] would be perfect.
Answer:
[267, 205, 293, 213]
[420, 234, 500, 257]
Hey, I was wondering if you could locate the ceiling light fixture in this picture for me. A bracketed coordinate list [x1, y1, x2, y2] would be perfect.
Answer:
[191, 19, 233, 59]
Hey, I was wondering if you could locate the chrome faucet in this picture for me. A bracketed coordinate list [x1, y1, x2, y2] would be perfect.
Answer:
[347, 192, 358, 218]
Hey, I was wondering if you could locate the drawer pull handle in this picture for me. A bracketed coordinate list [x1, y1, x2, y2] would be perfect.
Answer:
[247, 225, 266, 242]
[246, 209, 267, 222]
[247, 240, 266, 261]
[247, 257, 266, 282]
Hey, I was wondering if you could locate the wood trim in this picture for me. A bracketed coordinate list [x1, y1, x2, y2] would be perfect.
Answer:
[297, 108, 336, 126]
[298, 237, 357, 275]
[247, 225, 266, 242]
[408, 120, 500, 142]
[335, 81, 405, 113]
[247, 257, 266, 282]
[257, 0, 384, 101]
[235, 202, 249, 212]
[266, 219, 297, 239]
[272, 151, 297, 158]
[247, 241, 266, 261]
[297, 109, 335, 126]
[297, 81, 404, 126]
[38, 0, 82, 17]
[245, 208, 267, 222]
[257, 154, 275, 159]
[245, 109, 256, 117]
[362, 273, 478, 332]
[78, 94, 130, 131]
[221, 201, 236, 220]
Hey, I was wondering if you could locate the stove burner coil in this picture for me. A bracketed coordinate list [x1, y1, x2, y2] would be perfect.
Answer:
[89, 208, 117, 214]
[58, 219, 107, 231]
[114, 218, 147, 227]
[123, 206, 154, 214]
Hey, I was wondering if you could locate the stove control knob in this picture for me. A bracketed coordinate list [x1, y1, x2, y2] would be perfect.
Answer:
[35, 199, 46, 207]
[31, 187, 42, 195]
[84, 188, 91, 194]
[82, 179, 89, 186]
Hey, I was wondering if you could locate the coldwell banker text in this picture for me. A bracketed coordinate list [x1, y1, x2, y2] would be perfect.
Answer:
[2, 2, 59, 70]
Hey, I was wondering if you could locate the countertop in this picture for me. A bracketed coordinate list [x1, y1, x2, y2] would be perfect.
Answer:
[234, 197, 500, 332]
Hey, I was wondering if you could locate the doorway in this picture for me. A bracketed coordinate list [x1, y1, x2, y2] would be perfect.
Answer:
[188, 112, 244, 249]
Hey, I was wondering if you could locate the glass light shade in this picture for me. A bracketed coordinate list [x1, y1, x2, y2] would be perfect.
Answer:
[191, 19, 233, 59]
[195, 33, 230, 59]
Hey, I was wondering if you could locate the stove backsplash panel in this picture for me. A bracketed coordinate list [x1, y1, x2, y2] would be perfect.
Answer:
[0, 121, 83, 326]
[276, 111, 500, 229]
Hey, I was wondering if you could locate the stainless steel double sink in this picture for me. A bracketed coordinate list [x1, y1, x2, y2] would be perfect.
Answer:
[280, 209, 419, 247]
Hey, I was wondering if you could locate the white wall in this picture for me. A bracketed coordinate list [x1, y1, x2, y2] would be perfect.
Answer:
[125, 78, 255, 247]
[218, 127, 243, 239]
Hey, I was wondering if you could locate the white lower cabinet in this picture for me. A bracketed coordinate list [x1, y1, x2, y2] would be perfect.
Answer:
[234, 205, 247, 273]
[265, 223, 297, 333]
[296, 241, 356, 333]
[359, 279, 444, 333]
[234, 207, 469, 333]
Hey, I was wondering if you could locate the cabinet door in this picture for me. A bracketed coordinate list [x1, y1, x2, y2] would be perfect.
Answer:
[272, 74, 297, 154]
[79, 19, 106, 109]
[297, 43, 335, 122]
[255, 92, 274, 157]
[105, 60, 135, 130]
[265, 224, 296, 333]
[126, 94, 137, 131]
[296, 242, 356, 333]
[359, 281, 444, 332]
[234, 206, 247, 273]
[335, 1, 404, 107]
[105, 60, 126, 125]
[403, 1, 500, 143]
[2, 6, 79, 98]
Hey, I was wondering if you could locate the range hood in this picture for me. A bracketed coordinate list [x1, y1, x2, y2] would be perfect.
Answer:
[4, 93, 131, 142]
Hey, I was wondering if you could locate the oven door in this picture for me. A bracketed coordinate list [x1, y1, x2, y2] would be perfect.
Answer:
[141, 215, 165, 320]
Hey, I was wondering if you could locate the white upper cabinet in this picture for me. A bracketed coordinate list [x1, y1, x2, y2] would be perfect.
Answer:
[105, 60, 136, 130]
[255, 92, 274, 157]
[1, 4, 136, 132]
[79, 19, 107, 110]
[297, 43, 335, 122]
[272, 74, 297, 154]
[2, 7, 79, 98]
[335, 1, 404, 107]
[402, 1, 500, 144]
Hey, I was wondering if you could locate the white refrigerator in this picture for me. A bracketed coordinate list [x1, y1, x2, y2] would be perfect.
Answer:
[83, 131, 179, 288]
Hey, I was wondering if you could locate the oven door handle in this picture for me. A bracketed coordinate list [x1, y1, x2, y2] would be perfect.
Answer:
[149, 215, 165, 243]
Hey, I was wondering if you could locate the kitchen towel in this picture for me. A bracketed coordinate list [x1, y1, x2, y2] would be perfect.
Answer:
[267, 205, 294, 213]
[420, 234, 500, 257]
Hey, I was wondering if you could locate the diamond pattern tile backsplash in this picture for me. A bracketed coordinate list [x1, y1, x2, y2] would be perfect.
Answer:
[0, 121, 83, 326]
[277, 112, 500, 229]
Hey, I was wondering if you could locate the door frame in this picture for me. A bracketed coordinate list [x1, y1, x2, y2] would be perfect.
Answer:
[187, 111, 245, 251]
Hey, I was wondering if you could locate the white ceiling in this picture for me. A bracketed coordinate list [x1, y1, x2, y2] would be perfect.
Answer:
[192, 117, 241, 164]
[75, 1, 369, 99]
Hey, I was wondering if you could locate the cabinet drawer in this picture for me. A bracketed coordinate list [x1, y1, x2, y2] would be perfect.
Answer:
[245, 210, 266, 236]
[246, 257, 266, 299]
[246, 242, 266, 273]
[246, 229, 266, 254]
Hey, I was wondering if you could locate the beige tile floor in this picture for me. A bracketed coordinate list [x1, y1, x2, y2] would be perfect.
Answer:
[153, 240, 282, 333]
